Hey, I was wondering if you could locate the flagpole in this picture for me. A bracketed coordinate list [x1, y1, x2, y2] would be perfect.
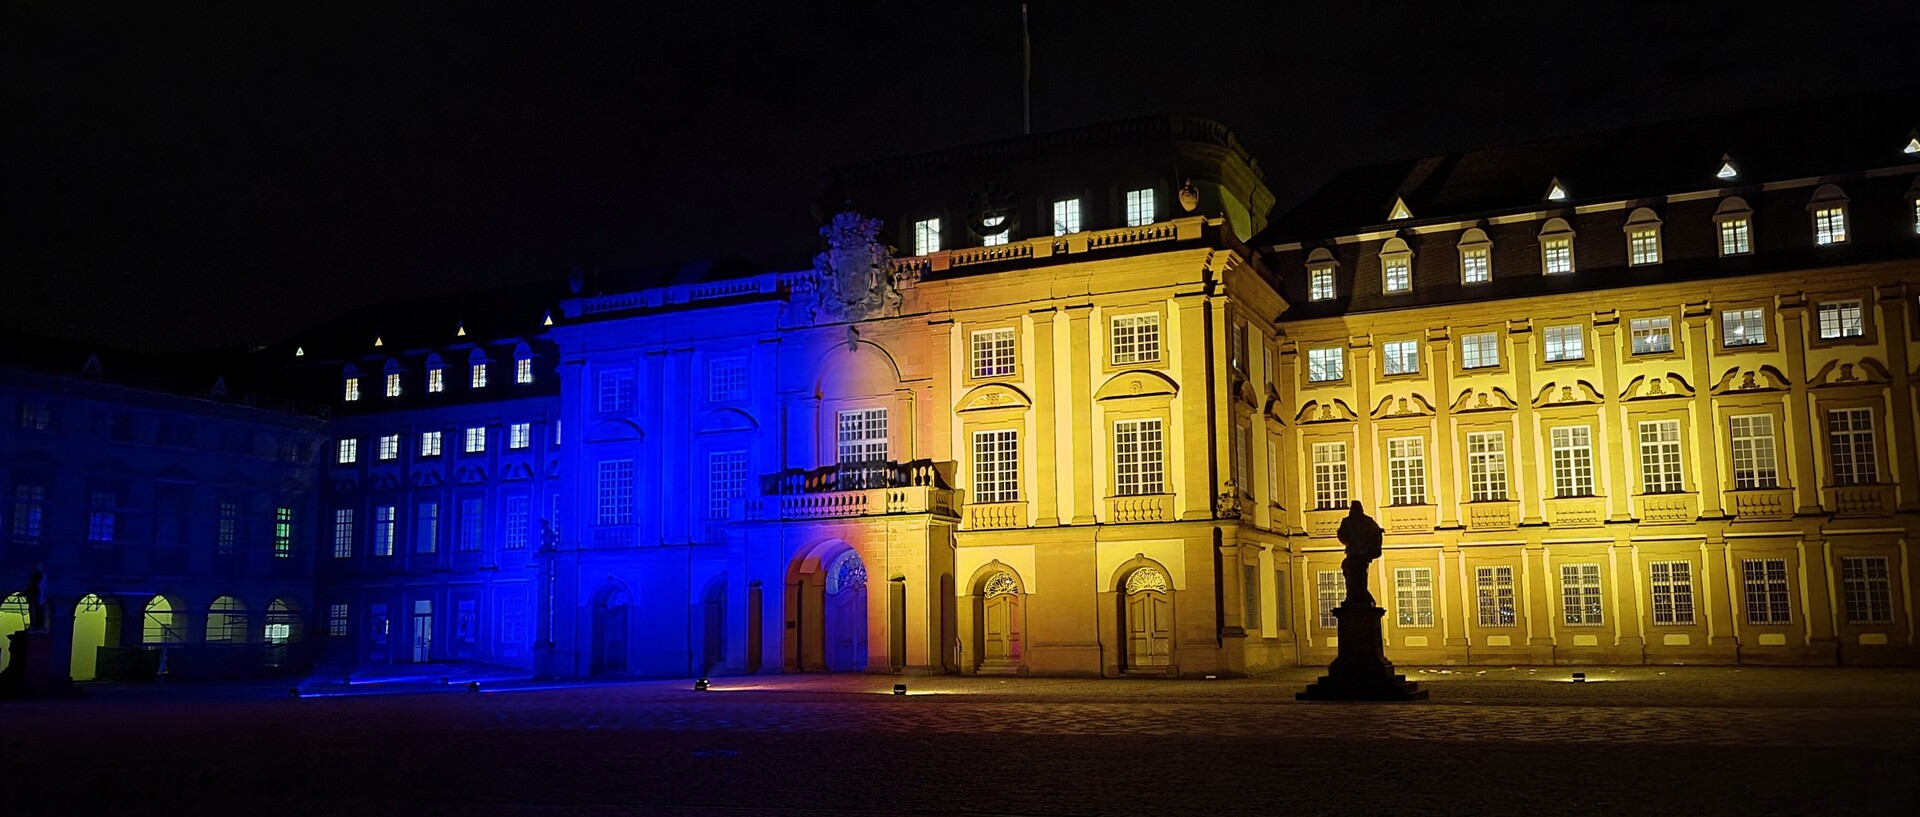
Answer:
[1022, 3, 1031, 135]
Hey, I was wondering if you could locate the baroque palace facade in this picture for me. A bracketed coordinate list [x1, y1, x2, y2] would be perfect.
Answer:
[3, 93, 1916, 682]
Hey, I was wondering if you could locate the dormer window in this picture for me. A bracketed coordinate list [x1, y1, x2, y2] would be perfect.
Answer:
[1714, 197, 1754, 256]
[514, 343, 534, 384]
[426, 354, 445, 393]
[1625, 208, 1662, 266]
[383, 359, 402, 398]
[1379, 237, 1413, 293]
[1052, 198, 1081, 235]
[1305, 247, 1338, 302]
[913, 218, 941, 255]
[1458, 228, 1493, 284]
[1809, 184, 1849, 245]
[1539, 218, 1576, 275]
[1125, 188, 1155, 227]
[469, 349, 489, 388]
[343, 366, 361, 402]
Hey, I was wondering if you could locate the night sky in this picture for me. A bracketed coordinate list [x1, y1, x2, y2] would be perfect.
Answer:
[6, 3, 1913, 353]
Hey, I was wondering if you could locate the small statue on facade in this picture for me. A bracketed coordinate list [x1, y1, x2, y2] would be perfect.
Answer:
[539, 519, 559, 553]
[24, 563, 48, 631]
[1336, 502, 1383, 608]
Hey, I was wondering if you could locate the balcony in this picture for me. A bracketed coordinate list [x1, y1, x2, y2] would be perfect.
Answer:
[1826, 484, 1896, 518]
[1463, 500, 1520, 532]
[1381, 504, 1436, 535]
[1106, 494, 1173, 523]
[1304, 507, 1345, 538]
[1728, 487, 1793, 521]
[1634, 492, 1698, 525]
[1543, 496, 1606, 529]
[593, 527, 636, 549]
[964, 501, 1028, 531]
[750, 459, 959, 521]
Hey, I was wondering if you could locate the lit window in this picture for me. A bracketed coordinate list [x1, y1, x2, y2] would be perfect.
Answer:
[378, 434, 399, 461]
[1316, 571, 1346, 628]
[1124, 188, 1155, 227]
[914, 218, 941, 255]
[1912, 199, 1920, 235]
[1381, 340, 1419, 376]
[1628, 228, 1660, 265]
[385, 372, 402, 398]
[88, 490, 117, 542]
[1266, 438, 1280, 507]
[1382, 256, 1411, 293]
[10, 484, 45, 539]
[1630, 316, 1673, 355]
[509, 422, 531, 450]
[344, 377, 361, 402]
[1721, 308, 1767, 347]
[17, 401, 50, 430]
[1561, 563, 1603, 626]
[1813, 208, 1847, 245]
[1827, 408, 1877, 485]
[1638, 420, 1683, 494]
[427, 360, 445, 393]
[328, 604, 350, 637]
[504, 495, 529, 550]
[1053, 198, 1081, 235]
[420, 431, 442, 457]
[1461, 246, 1490, 284]
[337, 438, 358, 464]
[980, 212, 1009, 246]
[516, 357, 533, 384]
[373, 505, 395, 556]
[1460, 332, 1500, 369]
[1550, 426, 1595, 497]
[1539, 217, 1576, 274]
[471, 362, 488, 388]
[463, 426, 486, 454]
[971, 328, 1017, 378]
[1394, 567, 1434, 627]
[1230, 323, 1248, 374]
[1476, 566, 1516, 627]
[598, 368, 636, 413]
[415, 502, 438, 553]
[1816, 300, 1864, 340]
[1233, 422, 1251, 500]
[1729, 415, 1779, 490]
[1839, 556, 1892, 624]
[1113, 419, 1164, 497]
[1466, 431, 1508, 502]
[459, 498, 483, 551]
[835, 408, 890, 477]
[707, 451, 747, 520]
[273, 506, 293, 558]
[1543, 324, 1584, 362]
[1649, 561, 1696, 625]
[1109, 314, 1161, 365]
[332, 509, 354, 558]
[1306, 347, 1344, 382]
[1386, 437, 1426, 506]
[708, 357, 747, 403]
[1312, 441, 1348, 509]
[1742, 559, 1791, 625]
[1308, 266, 1336, 301]
[597, 459, 636, 525]
[1719, 218, 1751, 256]
[972, 430, 1019, 504]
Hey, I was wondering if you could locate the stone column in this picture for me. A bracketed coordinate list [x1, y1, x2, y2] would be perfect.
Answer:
[1799, 534, 1840, 658]
[1702, 535, 1738, 648]
[1065, 306, 1096, 524]
[1442, 544, 1470, 649]
[1525, 544, 1557, 658]
[1029, 308, 1060, 526]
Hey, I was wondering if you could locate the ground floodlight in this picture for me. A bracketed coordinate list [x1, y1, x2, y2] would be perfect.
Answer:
[467, 681, 480, 693]
[892, 683, 908, 695]
[694, 678, 710, 691]
[1572, 672, 1586, 683]
[289, 688, 302, 698]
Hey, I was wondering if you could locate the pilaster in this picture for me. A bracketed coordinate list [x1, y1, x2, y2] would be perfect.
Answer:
[1029, 308, 1060, 526]
[1066, 305, 1096, 524]
[1684, 301, 1725, 517]
[1777, 294, 1823, 515]
[1877, 285, 1918, 510]
[1593, 311, 1632, 522]
[1349, 335, 1375, 508]
[1702, 535, 1738, 647]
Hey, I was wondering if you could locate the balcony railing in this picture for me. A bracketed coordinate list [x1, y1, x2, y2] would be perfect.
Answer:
[1304, 507, 1345, 537]
[1381, 504, 1436, 534]
[739, 460, 959, 521]
[965, 501, 1028, 530]
[1826, 484, 1896, 517]
[1634, 492, 1698, 525]
[1106, 494, 1173, 523]
[763, 459, 951, 495]
[1728, 487, 1793, 521]
[1463, 500, 1520, 532]
[1543, 496, 1606, 529]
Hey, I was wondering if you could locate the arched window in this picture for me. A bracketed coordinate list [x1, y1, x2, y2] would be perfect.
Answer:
[1305, 247, 1338, 302]
[1809, 184, 1849, 245]
[206, 596, 248, 643]
[1539, 218, 1576, 275]
[383, 358, 403, 398]
[468, 349, 490, 389]
[342, 365, 361, 402]
[265, 598, 302, 668]
[514, 343, 535, 385]
[425, 353, 445, 393]
[1458, 227, 1493, 284]
[1378, 236, 1414, 294]
[1713, 197, 1754, 256]
[143, 596, 183, 644]
[1624, 207, 1663, 266]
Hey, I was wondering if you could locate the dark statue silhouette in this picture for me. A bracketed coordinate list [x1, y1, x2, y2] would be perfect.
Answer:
[1298, 501, 1427, 701]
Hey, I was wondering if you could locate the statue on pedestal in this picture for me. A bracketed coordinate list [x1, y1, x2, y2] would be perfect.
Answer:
[1337, 502, 1383, 608]
[1298, 501, 1426, 701]
[539, 519, 559, 553]
[24, 564, 47, 632]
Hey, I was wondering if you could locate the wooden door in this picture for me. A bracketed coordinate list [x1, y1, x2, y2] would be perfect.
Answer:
[1125, 590, 1170, 668]
[982, 593, 1022, 662]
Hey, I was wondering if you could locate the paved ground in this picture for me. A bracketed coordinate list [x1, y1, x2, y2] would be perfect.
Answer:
[3, 666, 1915, 816]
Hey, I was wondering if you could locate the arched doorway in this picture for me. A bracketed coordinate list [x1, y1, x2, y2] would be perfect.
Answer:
[974, 570, 1024, 674]
[206, 596, 247, 643]
[698, 576, 725, 676]
[70, 594, 121, 680]
[823, 549, 868, 672]
[0, 593, 28, 672]
[1121, 567, 1172, 672]
[143, 596, 184, 645]
[591, 585, 630, 676]
[265, 598, 301, 667]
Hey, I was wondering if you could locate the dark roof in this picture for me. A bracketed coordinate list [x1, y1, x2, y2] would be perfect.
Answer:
[1263, 84, 1920, 242]
[0, 328, 322, 416]
[262, 277, 574, 362]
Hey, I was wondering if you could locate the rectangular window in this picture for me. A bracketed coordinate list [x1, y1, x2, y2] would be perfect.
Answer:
[509, 422, 531, 450]
[1461, 247, 1491, 283]
[1561, 563, 1603, 626]
[598, 368, 636, 413]
[458, 498, 483, 551]
[1266, 437, 1280, 505]
[1460, 332, 1500, 369]
[971, 328, 1017, 378]
[1550, 426, 1595, 497]
[1386, 437, 1426, 506]
[1630, 316, 1673, 355]
[504, 495, 530, 550]
[1394, 568, 1434, 627]
[415, 502, 439, 553]
[1814, 207, 1847, 245]
[835, 407, 889, 467]
[972, 430, 1019, 504]
[428, 367, 445, 393]
[1827, 408, 1877, 485]
[1124, 188, 1154, 226]
[981, 219, 1008, 246]
[1729, 415, 1779, 490]
[1110, 314, 1161, 365]
[1381, 340, 1419, 376]
[385, 372, 403, 398]
[273, 506, 293, 558]
[1649, 561, 1696, 625]
[597, 459, 635, 526]
[1242, 563, 1260, 631]
[708, 450, 747, 520]
[1638, 420, 1684, 494]
[914, 218, 941, 255]
[1721, 308, 1766, 347]
[344, 378, 361, 401]
[1742, 558, 1791, 626]
[1052, 198, 1081, 235]
[1308, 267, 1336, 301]
[500, 595, 527, 650]
[1113, 419, 1164, 497]
[217, 501, 237, 554]
[1839, 556, 1892, 624]
[11, 484, 45, 539]
[471, 363, 488, 388]
[332, 509, 354, 558]
[1233, 422, 1252, 500]
[370, 604, 389, 646]
[464, 427, 486, 454]
[378, 434, 399, 461]
[420, 430, 443, 457]
[328, 604, 350, 637]
[516, 357, 533, 384]
[1475, 566, 1516, 627]
[708, 357, 747, 402]
[1230, 323, 1248, 374]
[1316, 571, 1346, 628]
[1543, 324, 1584, 362]
[1466, 431, 1508, 502]
[17, 401, 50, 430]
[1306, 347, 1344, 382]
[1719, 218, 1751, 255]
[1543, 238, 1573, 274]
[337, 438, 358, 464]
[373, 505, 395, 556]
[1816, 300, 1864, 340]
[85, 490, 116, 542]
[1312, 441, 1349, 509]
[1382, 256, 1411, 293]
[1628, 228, 1660, 265]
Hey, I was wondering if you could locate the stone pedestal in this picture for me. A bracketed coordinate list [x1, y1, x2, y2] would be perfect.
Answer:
[0, 630, 83, 700]
[1297, 605, 1427, 701]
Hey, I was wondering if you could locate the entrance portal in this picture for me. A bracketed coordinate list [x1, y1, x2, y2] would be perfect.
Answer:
[411, 599, 433, 663]
[823, 549, 868, 672]
[69, 594, 120, 680]
[1122, 567, 1171, 671]
[976, 571, 1024, 673]
[591, 587, 629, 676]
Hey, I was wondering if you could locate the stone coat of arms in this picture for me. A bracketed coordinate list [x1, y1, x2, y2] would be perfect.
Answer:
[809, 211, 902, 324]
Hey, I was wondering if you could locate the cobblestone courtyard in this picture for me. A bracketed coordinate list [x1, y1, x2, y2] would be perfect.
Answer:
[3, 666, 1915, 816]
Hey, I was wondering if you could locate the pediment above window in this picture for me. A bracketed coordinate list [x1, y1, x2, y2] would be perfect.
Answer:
[1810, 358, 1891, 387]
[955, 383, 1033, 413]
[1709, 366, 1789, 395]
[1094, 370, 1179, 402]
[1532, 380, 1604, 408]
[1370, 392, 1435, 420]
[1450, 387, 1518, 413]
[1294, 398, 1358, 424]
[1621, 373, 1695, 401]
